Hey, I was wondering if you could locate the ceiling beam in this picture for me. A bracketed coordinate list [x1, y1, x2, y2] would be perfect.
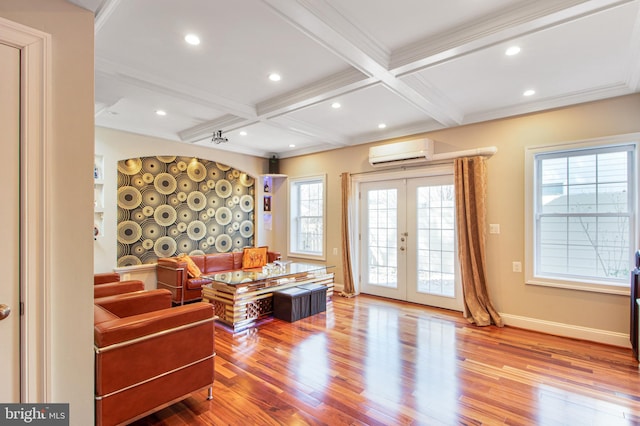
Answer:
[263, 0, 464, 127]
[178, 115, 250, 144]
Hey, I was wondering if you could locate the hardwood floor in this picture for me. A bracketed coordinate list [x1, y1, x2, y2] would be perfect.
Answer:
[131, 295, 640, 425]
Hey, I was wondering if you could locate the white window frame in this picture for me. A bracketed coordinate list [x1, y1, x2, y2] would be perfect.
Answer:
[288, 174, 326, 260]
[525, 133, 639, 295]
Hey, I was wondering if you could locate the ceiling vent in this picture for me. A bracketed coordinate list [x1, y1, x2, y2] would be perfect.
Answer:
[368, 138, 434, 167]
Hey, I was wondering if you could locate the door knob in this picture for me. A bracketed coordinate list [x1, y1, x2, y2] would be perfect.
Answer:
[0, 304, 10, 320]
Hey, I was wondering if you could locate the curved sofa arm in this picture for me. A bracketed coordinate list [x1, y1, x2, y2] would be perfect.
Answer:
[157, 258, 188, 287]
[268, 251, 281, 263]
[157, 257, 188, 270]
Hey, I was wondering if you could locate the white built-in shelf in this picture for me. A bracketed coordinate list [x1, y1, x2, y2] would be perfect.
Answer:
[94, 154, 105, 240]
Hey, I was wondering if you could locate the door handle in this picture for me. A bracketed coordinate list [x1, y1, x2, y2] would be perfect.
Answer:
[0, 304, 10, 320]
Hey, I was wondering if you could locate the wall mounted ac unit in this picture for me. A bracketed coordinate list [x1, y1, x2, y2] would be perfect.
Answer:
[368, 138, 434, 167]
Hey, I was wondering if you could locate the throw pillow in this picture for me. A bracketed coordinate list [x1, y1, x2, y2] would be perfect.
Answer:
[242, 246, 268, 269]
[177, 253, 202, 278]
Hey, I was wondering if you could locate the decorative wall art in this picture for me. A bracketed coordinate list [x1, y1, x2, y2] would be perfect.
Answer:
[116, 156, 255, 267]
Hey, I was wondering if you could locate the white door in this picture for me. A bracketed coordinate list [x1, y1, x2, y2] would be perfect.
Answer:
[360, 176, 463, 311]
[0, 42, 21, 401]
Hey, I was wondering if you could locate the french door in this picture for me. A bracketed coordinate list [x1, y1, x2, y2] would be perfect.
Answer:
[359, 176, 463, 311]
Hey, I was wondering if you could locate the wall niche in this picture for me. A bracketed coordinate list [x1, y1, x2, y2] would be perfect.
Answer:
[116, 156, 255, 266]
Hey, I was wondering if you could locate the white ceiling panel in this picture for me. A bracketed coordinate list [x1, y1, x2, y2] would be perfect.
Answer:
[409, 1, 639, 118]
[278, 83, 438, 143]
[193, 121, 320, 157]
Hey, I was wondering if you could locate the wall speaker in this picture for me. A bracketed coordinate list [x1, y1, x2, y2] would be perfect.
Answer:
[269, 156, 279, 174]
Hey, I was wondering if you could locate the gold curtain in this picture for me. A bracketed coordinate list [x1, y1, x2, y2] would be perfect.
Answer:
[454, 156, 503, 327]
[340, 172, 356, 297]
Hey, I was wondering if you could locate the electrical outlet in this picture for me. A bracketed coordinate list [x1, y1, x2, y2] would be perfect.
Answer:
[489, 224, 500, 234]
[512, 261, 522, 273]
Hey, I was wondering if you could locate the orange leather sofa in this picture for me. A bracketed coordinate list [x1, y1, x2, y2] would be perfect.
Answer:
[94, 289, 215, 426]
[157, 250, 280, 304]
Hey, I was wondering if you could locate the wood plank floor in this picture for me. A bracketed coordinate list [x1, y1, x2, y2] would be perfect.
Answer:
[130, 295, 640, 425]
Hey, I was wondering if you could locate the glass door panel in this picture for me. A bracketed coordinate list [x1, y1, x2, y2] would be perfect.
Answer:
[407, 177, 462, 310]
[360, 180, 406, 300]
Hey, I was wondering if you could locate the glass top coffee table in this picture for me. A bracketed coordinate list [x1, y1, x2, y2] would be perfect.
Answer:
[201, 262, 335, 332]
[204, 262, 331, 286]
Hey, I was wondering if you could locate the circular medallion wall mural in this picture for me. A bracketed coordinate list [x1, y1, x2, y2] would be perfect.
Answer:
[117, 156, 255, 267]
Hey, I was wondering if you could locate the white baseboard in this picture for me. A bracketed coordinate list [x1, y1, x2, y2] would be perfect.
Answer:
[500, 312, 631, 348]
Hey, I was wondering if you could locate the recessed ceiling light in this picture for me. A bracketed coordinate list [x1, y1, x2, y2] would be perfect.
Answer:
[331, 102, 341, 109]
[523, 89, 536, 97]
[155, 110, 167, 116]
[289, 144, 296, 148]
[239, 131, 247, 136]
[378, 123, 387, 129]
[184, 34, 200, 46]
[505, 46, 521, 56]
[268, 73, 281, 82]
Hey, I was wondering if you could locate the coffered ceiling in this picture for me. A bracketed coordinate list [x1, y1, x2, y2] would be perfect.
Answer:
[69, 0, 640, 158]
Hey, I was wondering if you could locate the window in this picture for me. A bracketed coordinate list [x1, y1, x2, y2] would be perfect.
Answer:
[527, 139, 637, 293]
[289, 175, 325, 258]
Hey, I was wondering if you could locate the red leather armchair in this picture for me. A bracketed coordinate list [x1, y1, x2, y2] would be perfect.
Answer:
[94, 272, 146, 298]
[94, 289, 216, 426]
[94, 272, 121, 285]
[94, 280, 144, 298]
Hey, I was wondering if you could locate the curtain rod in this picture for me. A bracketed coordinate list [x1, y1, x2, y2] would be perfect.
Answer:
[346, 146, 497, 177]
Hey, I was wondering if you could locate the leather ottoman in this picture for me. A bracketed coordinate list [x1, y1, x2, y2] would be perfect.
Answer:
[297, 283, 327, 315]
[273, 287, 311, 322]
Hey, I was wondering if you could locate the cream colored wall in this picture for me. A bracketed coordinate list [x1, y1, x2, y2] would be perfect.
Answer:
[0, 0, 95, 424]
[5, 2, 631, 424]
[94, 127, 268, 273]
[280, 94, 640, 343]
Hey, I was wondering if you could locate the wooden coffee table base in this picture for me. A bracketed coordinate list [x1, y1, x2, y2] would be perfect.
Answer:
[201, 271, 334, 332]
